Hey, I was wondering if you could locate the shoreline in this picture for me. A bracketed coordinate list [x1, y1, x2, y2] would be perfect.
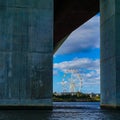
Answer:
[53, 101, 100, 102]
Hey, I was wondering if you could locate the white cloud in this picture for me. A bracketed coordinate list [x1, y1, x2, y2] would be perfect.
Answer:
[53, 69, 58, 76]
[54, 58, 99, 72]
[54, 58, 100, 87]
[55, 15, 100, 55]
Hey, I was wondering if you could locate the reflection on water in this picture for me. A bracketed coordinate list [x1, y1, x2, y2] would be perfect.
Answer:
[0, 110, 52, 120]
[0, 102, 120, 120]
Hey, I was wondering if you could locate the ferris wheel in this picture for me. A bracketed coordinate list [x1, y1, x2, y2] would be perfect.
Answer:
[61, 69, 83, 93]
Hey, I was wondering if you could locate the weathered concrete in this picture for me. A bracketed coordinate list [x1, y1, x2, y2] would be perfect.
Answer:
[1, 0, 120, 110]
[100, 0, 120, 109]
[0, 0, 53, 108]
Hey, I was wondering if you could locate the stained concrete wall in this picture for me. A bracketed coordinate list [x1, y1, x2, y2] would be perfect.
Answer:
[100, 0, 120, 108]
[0, 0, 53, 108]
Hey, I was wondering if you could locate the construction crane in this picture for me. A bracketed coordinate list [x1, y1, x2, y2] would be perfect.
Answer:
[60, 73, 68, 92]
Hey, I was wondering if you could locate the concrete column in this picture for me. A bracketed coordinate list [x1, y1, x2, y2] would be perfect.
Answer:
[100, 0, 120, 109]
[0, 0, 53, 109]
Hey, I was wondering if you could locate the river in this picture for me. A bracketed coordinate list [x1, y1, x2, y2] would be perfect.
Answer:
[0, 102, 120, 120]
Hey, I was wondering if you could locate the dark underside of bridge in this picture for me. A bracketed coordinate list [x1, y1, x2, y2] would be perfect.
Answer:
[54, 0, 99, 51]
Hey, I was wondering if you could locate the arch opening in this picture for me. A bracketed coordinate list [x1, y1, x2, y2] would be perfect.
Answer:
[53, 14, 100, 103]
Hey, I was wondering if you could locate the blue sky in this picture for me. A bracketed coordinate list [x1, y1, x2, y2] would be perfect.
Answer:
[53, 14, 100, 93]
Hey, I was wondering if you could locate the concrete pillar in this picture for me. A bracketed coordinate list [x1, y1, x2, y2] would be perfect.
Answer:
[100, 0, 120, 109]
[0, 0, 53, 109]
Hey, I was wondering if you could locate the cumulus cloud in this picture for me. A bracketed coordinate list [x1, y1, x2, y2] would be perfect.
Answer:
[53, 69, 58, 76]
[54, 58, 99, 72]
[55, 15, 100, 55]
[54, 58, 100, 86]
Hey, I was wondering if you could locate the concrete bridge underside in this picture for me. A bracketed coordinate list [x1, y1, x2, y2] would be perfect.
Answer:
[54, 0, 99, 51]
[0, 0, 120, 109]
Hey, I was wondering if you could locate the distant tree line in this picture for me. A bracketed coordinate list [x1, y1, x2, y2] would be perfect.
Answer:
[53, 92, 100, 102]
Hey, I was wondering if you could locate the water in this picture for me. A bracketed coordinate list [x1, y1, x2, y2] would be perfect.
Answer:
[0, 102, 120, 120]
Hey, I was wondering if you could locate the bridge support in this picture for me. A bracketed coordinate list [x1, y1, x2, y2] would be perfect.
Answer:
[100, 0, 120, 109]
[0, 0, 53, 109]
